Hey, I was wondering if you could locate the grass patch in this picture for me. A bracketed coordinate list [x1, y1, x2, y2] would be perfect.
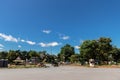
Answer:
[8, 65, 41, 69]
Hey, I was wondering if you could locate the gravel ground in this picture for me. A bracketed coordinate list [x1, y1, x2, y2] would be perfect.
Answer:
[0, 66, 120, 80]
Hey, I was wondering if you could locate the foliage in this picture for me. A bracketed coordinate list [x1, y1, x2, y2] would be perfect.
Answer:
[110, 47, 120, 63]
[80, 40, 98, 61]
[80, 37, 113, 64]
[58, 44, 75, 62]
[0, 51, 8, 59]
[70, 54, 80, 63]
[28, 50, 39, 58]
[7, 50, 18, 63]
[0, 37, 120, 65]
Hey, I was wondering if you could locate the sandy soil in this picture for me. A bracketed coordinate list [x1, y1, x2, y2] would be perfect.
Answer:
[0, 66, 120, 80]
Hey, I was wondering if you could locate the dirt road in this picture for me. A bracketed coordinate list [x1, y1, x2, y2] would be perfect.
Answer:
[0, 66, 120, 80]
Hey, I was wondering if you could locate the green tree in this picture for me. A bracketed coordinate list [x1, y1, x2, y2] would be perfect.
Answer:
[0, 51, 8, 59]
[70, 54, 80, 63]
[59, 44, 75, 62]
[21, 51, 30, 60]
[79, 37, 112, 64]
[39, 51, 47, 61]
[28, 50, 39, 58]
[46, 54, 57, 63]
[98, 37, 112, 63]
[15, 50, 23, 59]
[110, 47, 120, 63]
[7, 50, 17, 63]
[80, 40, 98, 61]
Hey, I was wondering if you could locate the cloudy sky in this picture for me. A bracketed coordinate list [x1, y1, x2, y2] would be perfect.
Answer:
[0, 0, 120, 54]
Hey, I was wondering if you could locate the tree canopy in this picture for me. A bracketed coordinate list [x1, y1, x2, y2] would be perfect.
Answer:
[58, 44, 75, 62]
[79, 37, 118, 64]
[0, 37, 120, 65]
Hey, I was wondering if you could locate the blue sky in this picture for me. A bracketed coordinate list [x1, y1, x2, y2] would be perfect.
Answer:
[0, 0, 120, 54]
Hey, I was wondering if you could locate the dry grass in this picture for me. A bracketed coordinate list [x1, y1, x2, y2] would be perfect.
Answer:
[8, 64, 41, 69]
[64, 63, 120, 68]
[97, 65, 120, 68]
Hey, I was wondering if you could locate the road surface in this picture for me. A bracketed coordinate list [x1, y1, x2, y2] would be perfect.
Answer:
[0, 66, 120, 80]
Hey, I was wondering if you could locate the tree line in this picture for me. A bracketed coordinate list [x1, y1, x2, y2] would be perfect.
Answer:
[0, 50, 57, 64]
[0, 37, 120, 65]
[80, 37, 120, 65]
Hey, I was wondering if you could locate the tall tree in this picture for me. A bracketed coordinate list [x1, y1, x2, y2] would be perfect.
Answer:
[80, 40, 98, 61]
[80, 37, 112, 64]
[28, 50, 39, 58]
[39, 51, 47, 62]
[7, 50, 17, 63]
[70, 54, 80, 63]
[110, 47, 120, 63]
[59, 44, 75, 62]
[98, 37, 112, 62]
[0, 51, 8, 59]
[21, 51, 30, 60]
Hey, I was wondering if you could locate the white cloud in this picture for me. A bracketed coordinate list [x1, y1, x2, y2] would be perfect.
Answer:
[26, 40, 36, 45]
[20, 39, 36, 45]
[42, 30, 51, 34]
[21, 39, 25, 42]
[74, 46, 80, 49]
[59, 33, 70, 40]
[0, 33, 37, 46]
[18, 45, 21, 48]
[61, 36, 70, 40]
[0, 47, 3, 50]
[39, 42, 60, 47]
[0, 33, 18, 42]
[48, 42, 60, 47]
[39, 43, 46, 47]
[0, 44, 4, 47]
